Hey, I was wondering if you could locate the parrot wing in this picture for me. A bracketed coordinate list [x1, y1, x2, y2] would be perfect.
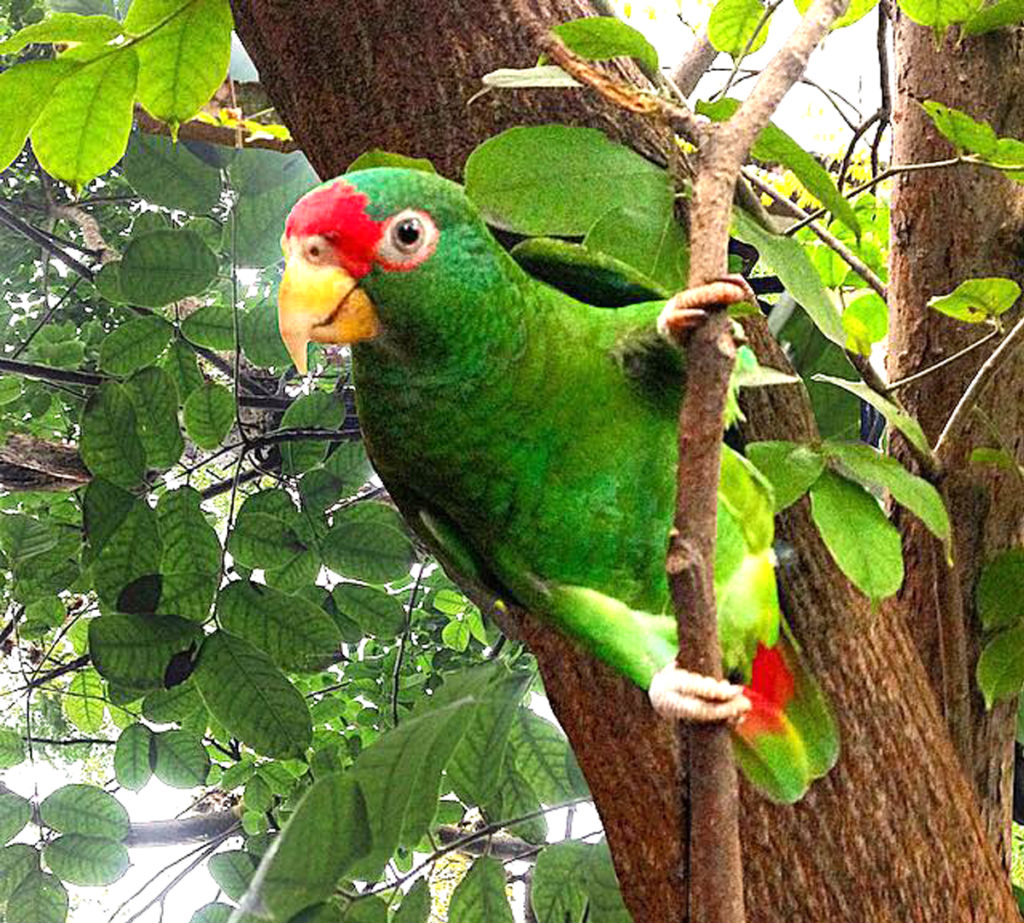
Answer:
[510, 237, 670, 306]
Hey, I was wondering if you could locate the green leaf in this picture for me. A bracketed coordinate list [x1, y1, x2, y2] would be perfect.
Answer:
[583, 201, 688, 294]
[347, 150, 436, 173]
[977, 549, 1024, 631]
[843, 292, 888, 356]
[447, 670, 531, 806]
[0, 12, 123, 54]
[183, 381, 234, 450]
[812, 374, 933, 460]
[7, 872, 68, 923]
[732, 208, 846, 346]
[928, 277, 1020, 324]
[351, 668, 496, 874]
[465, 125, 672, 236]
[86, 488, 162, 609]
[31, 47, 139, 191]
[393, 879, 431, 923]
[229, 150, 318, 267]
[822, 442, 951, 549]
[123, 131, 222, 214]
[531, 841, 590, 923]
[114, 723, 154, 791]
[125, 366, 185, 470]
[193, 630, 312, 758]
[745, 440, 825, 511]
[217, 580, 342, 672]
[43, 835, 129, 887]
[99, 315, 174, 375]
[551, 17, 658, 72]
[153, 730, 210, 787]
[126, 0, 233, 126]
[963, 0, 1024, 34]
[39, 784, 129, 840]
[793, 0, 879, 29]
[0, 728, 26, 769]
[448, 857, 514, 923]
[0, 516, 58, 566]
[921, 101, 998, 158]
[160, 339, 204, 399]
[331, 583, 406, 639]
[228, 511, 305, 571]
[279, 392, 345, 474]
[898, 0, 984, 30]
[64, 668, 105, 733]
[582, 842, 631, 923]
[0, 791, 31, 844]
[508, 710, 587, 804]
[240, 293, 292, 366]
[240, 775, 370, 921]
[89, 614, 200, 691]
[442, 619, 470, 652]
[80, 382, 146, 488]
[156, 487, 220, 621]
[718, 446, 775, 554]
[0, 60, 73, 174]
[0, 845, 40, 905]
[142, 678, 204, 723]
[322, 502, 415, 585]
[708, 0, 771, 57]
[0, 376, 23, 405]
[243, 775, 272, 813]
[301, 442, 373, 512]
[181, 304, 235, 350]
[207, 850, 256, 902]
[118, 229, 218, 307]
[978, 624, 1024, 708]
[702, 98, 859, 238]
[190, 903, 234, 923]
[809, 470, 904, 602]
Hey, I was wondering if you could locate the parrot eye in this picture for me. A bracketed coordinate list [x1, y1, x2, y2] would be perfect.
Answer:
[303, 235, 332, 264]
[377, 209, 438, 270]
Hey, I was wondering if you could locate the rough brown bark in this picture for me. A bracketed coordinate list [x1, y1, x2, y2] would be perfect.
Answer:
[229, 0, 666, 180]
[231, 1, 1021, 918]
[888, 14, 1024, 864]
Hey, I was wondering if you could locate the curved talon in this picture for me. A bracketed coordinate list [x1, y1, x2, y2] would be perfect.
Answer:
[657, 274, 757, 343]
[649, 662, 751, 725]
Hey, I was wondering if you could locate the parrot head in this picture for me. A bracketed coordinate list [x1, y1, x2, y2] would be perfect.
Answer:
[278, 167, 515, 373]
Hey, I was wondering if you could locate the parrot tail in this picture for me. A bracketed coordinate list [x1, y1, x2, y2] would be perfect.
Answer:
[732, 640, 838, 803]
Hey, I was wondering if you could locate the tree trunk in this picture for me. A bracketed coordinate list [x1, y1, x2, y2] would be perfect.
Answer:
[888, 13, 1024, 864]
[230, 1, 1021, 918]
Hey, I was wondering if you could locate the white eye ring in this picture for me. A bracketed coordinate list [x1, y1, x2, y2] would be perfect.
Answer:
[303, 235, 332, 264]
[376, 209, 438, 270]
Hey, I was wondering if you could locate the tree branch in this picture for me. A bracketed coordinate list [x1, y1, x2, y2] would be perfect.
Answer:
[668, 3, 850, 922]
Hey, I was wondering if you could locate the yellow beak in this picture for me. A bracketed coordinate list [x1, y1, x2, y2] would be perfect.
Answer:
[277, 252, 379, 374]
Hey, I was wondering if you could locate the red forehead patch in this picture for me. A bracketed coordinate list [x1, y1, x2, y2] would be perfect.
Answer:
[284, 180, 384, 278]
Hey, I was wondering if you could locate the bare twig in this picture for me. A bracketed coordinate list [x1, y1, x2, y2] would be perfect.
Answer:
[935, 313, 1024, 461]
[671, 28, 718, 98]
[887, 326, 1001, 392]
[742, 168, 887, 300]
[0, 203, 96, 282]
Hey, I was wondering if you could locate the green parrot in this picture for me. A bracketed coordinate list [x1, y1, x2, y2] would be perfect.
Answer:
[276, 167, 838, 803]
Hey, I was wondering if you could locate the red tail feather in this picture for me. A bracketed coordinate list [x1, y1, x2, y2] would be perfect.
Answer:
[741, 642, 795, 735]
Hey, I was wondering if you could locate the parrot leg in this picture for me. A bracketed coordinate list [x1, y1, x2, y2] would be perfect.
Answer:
[648, 663, 751, 724]
[531, 584, 750, 724]
[657, 274, 757, 342]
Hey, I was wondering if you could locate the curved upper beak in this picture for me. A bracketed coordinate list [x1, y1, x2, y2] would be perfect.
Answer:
[277, 238, 379, 373]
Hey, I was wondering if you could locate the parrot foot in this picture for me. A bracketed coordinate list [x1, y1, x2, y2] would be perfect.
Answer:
[648, 662, 752, 724]
[657, 274, 757, 343]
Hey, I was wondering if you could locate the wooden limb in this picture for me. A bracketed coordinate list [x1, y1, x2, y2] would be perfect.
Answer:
[666, 4, 852, 922]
